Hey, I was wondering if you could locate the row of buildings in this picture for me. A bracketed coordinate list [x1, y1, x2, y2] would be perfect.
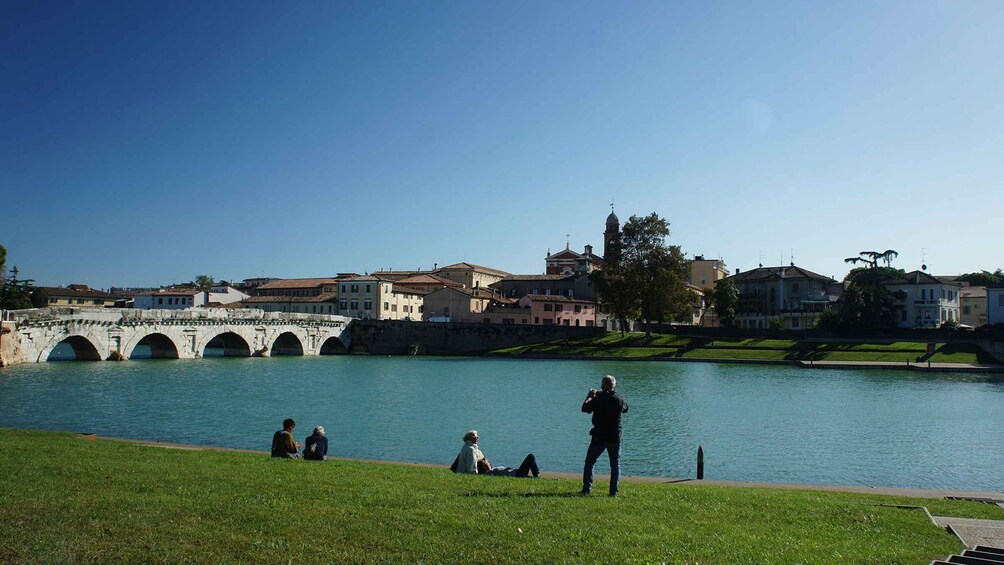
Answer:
[28, 210, 1004, 330]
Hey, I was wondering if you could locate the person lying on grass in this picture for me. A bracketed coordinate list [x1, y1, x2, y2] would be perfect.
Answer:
[452, 429, 539, 478]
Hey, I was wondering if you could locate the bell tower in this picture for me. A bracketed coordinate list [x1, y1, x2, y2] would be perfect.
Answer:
[603, 203, 620, 263]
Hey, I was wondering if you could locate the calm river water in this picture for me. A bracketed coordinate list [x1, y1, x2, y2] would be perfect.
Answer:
[1, 356, 1001, 491]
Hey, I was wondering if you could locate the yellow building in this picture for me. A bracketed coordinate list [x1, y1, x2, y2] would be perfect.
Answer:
[32, 285, 117, 308]
[434, 262, 510, 290]
[689, 256, 729, 291]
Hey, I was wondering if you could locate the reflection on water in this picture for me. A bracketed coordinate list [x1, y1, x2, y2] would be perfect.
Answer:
[1, 356, 1002, 491]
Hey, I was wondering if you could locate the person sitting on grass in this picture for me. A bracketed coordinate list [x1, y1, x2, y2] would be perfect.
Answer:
[271, 418, 301, 459]
[303, 426, 328, 461]
[453, 429, 539, 478]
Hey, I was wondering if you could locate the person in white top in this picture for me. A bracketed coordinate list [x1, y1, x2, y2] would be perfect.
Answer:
[454, 429, 539, 477]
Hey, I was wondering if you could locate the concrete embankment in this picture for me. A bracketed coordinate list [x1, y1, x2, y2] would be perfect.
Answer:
[492, 353, 1004, 373]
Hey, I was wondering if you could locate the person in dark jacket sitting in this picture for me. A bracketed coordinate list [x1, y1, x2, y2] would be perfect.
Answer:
[303, 426, 328, 461]
[271, 418, 301, 459]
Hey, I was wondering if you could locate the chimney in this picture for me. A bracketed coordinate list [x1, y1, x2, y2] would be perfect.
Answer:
[735, 268, 740, 275]
[584, 244, 593, 256]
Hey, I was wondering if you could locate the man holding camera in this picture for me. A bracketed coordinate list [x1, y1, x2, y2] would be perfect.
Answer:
[581, 374, 629, 496]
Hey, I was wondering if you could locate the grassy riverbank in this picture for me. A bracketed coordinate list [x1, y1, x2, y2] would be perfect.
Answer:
[488, 333, 999, 364]
[2, 429, 1002, 562]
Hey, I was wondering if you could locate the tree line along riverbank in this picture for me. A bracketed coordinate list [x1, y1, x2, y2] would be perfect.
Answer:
[2, 428, 1002, 562]
[486, 332, 1002, 365]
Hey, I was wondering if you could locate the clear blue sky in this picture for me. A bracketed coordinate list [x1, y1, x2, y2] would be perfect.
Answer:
[3, 1, 1002, 288]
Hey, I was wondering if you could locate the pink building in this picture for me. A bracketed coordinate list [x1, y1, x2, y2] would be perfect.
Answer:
[518, 294, 596, 327]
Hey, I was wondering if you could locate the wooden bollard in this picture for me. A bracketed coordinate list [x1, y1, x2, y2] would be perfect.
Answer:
[697, 445, 704, 480]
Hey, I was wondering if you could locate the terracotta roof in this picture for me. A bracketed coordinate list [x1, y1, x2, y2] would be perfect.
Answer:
[35, 286, 116, 300]
[241, 293, 338, 304]
[522, 294, 596, 304]
[337, 274, 398, 283]
[546, 249, 583, 260]
[391, 287, 429, 296]
[727, 265, 834, 283]
[436, 262, 510, 277]
[884, 270, 962, 287]
[426, 286, 502, 299]
[960, 286, 987, 298]
[256, 278, 339, 290]
[500, 274, 572, 282]
[394, 273, 462, 287]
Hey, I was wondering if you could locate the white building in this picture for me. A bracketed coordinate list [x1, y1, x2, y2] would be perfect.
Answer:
[988, 285, 1004, 326]
[133, 289, 204, 310]
[884, 270, 961, 328]
[207, 285, 249, 306]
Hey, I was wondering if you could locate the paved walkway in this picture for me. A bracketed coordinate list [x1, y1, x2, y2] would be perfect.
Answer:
[100, 434, 1004, 500]
[932, 515, 1004, 548]
[799, 360, 1004, 373]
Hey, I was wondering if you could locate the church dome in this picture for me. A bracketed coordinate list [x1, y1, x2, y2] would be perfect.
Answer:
[605, 211, 619, 229]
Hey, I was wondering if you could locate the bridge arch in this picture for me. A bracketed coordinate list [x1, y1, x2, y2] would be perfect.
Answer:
[271, 332, 304, 356]
[200, 331, 252, 358]
[42, 335, 103, 362]
[319, 336, 347, 355]
[127, 333, 180, 359]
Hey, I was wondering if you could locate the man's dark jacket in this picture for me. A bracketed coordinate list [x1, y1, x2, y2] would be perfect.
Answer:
[582, 390, 629, 443]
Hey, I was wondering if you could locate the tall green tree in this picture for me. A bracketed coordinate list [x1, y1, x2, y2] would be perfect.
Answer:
[590, 266, 639, 337]
[956, 269, 1003, 286]
[0, 244, 7, 286]
[839, 250, 903, 330]
[193, 275, 216, 290]
[1, 265, 35, 310]
[619, 213, 691, 336]
[711, 278, 739, 327]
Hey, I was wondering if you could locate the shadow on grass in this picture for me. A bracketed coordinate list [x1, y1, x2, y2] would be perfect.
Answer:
[464, 491, 585, 499]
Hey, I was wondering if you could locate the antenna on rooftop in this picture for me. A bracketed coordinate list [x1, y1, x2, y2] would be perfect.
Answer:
[566, 233, 570, 250]
[921, 248, 927, 271]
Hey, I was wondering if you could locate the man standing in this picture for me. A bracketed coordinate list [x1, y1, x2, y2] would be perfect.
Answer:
[581, 375, 629, 496]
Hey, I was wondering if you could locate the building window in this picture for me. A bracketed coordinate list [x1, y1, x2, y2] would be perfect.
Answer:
[964, 306, 971, 315]
[341, 285, 346, 293]
[574, 305, 581, 313]
[544, 304, 552, 312]
[351, 285, 358, 293]
[364, 300, 372, 310]
[384, 302, 389, 311]
[562, 319, 569, 326]
[568, 289, 574, 297]
[534, 317, 539, 324]
[586, 320, 594, 327]
[366, 285, 371, 293]
[792, 318, 800, 329]
[575, 319, 580, 326]
[545, 289, 551, 295]
[555, 304, 563, 312]
[350, 300, 358, 310]
[340, 300, 347, 310]
[391, 304, 397, 312]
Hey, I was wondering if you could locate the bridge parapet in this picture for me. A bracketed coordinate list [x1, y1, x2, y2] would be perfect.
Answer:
[1, 307, 353, 366]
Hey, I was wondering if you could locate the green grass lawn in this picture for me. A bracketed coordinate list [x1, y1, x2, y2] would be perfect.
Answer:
[490, 333, 998, 365]
[2, 429, 1001, 563]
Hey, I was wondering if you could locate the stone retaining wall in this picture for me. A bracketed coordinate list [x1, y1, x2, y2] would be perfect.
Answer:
[349, 320, 604, 355]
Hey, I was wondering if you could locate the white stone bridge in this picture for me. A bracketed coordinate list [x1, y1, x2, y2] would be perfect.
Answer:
[0, 307, 352, 365]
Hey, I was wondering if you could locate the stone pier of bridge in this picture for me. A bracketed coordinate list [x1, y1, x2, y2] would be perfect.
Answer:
[0, 307, 352, 366]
